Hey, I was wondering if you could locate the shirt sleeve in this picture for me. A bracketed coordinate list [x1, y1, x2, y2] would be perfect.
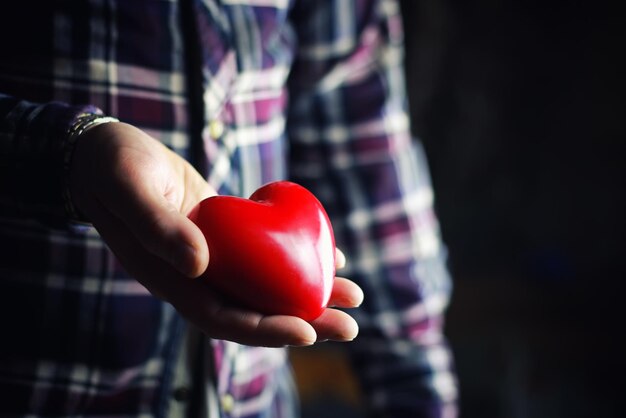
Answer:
[0, 93, 98, 227]
[286, 1, 458, 416]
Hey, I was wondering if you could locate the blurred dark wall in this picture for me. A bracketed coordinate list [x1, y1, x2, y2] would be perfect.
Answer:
[401, 0, 623, 280]
[400, 1, 624, 417]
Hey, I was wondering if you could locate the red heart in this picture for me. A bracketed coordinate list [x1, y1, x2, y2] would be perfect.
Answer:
[188, 181, 336, 321]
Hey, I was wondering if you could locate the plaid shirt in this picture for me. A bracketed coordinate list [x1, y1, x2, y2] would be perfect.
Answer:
[0, 0, 457, 417]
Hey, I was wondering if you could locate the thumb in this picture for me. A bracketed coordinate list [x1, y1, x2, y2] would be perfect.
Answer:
[95, 157, 209, 277]
[71, 122, 211, 277]
[134, 196, 210, 278]
[99, 178, 210, 278]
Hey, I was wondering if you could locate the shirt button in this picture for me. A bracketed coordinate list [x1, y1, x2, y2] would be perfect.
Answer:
[172, 386, 190, 402]
[208, 120, 224, 140]
[220, 393, 234, 413]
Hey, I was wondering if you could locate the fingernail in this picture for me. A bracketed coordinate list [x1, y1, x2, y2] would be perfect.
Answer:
[332, 334, 356, 343]
[289, 330, 317, 347]
[335, 248, 346, 269]
[289, 339, 315, 347]
[354, 288, 365, 307]
[338, 325, 359, 342]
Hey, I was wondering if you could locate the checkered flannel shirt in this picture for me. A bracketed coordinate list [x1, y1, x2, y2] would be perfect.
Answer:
[0, 0, 457, 417]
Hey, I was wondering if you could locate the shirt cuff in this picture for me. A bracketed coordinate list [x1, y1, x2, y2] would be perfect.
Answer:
[0, 96, 103, 228]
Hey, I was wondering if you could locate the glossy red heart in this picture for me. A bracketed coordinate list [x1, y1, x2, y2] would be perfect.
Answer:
[188, 181, 336, 321]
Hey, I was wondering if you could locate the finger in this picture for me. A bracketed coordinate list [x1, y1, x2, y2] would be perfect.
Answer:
[166, 283, 318, 347]
[204, 307, 317, 347]
[310, 308, 359, 342]
[335, 247, 346, 269]
[328, 277, 364, 308]
[86, 199, 318, 347]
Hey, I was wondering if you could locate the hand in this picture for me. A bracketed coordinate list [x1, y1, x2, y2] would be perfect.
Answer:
[148, 247, 362, 347]
[70, 122, 214, 278]
[69, 122, 363, 346]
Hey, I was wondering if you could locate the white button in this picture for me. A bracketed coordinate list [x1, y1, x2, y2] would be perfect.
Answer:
[208, 120, 224, 140]
[220, 393, 234, 413]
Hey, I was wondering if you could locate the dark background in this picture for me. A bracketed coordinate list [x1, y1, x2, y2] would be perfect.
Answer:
[293, 1, 625, 417]
[405, 1, 625, 417]
[402, 0, 623, 283]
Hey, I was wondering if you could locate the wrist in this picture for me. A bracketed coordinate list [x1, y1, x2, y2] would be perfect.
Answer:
[63, 112, 120, 225]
